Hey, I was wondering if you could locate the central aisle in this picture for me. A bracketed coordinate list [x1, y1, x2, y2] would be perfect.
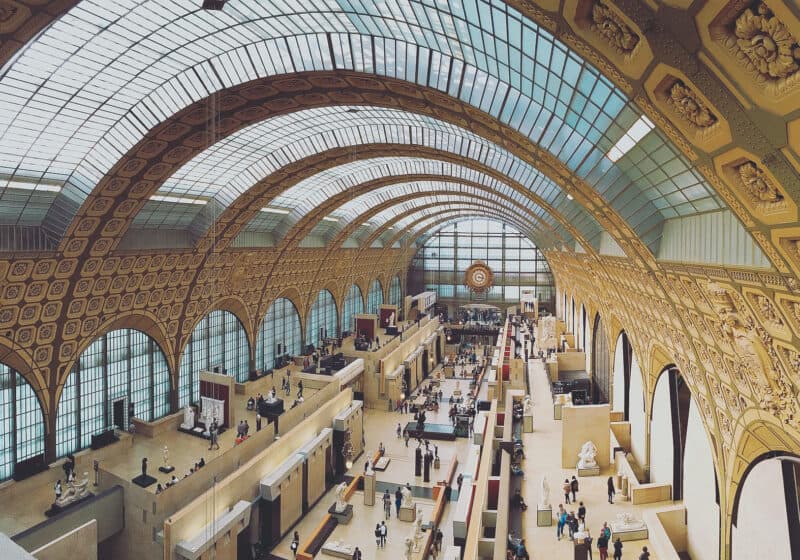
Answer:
[518, 359, 657, 559]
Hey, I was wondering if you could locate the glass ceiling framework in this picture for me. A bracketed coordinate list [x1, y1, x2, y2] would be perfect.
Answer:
[142, 108, 593, 247]
[0, 0, 722, 252]
[302, 180, 559, 247]
[352, 203, 541, 250]
[376, 207, 535, 249]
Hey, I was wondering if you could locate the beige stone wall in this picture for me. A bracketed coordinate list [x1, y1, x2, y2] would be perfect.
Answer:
[306, 444, 327, 508]
[561, 404, 610, 469]
[32, 520, 97, 560]
[280, 463, 303, 535]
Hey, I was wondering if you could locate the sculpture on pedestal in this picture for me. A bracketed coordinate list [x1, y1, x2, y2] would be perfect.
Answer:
[414, 447, 422, 477]
[404, 537, 414, 559]
[577, 441, 598, 469]
[388, 312, 396, 327]
[523, 395, 533, 415]
[413, 511, 423, 549]
[162, 446, 169, 467]
[539, 475, 550, 508]
[54, 472, 91, 507]
[365, 458, 374, 475]
[334, 481, 349, 513]
[180, 405, 195, 430]
[612, 512, 646, 531]
[401, 485, 414, 508]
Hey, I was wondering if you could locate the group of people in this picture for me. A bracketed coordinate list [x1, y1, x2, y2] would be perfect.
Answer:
[155, 457, 205, 494]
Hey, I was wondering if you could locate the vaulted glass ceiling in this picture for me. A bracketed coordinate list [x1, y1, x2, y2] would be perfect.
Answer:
[0, 0, 722, 252]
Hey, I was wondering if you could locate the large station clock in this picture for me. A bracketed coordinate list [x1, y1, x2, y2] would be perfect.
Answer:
[464, 261, 494, 294]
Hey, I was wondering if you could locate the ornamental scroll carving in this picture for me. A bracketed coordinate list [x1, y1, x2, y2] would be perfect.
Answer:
[668, 81, 718, 129]
[590, 1, 640, 57]
[733, 3, 800, 83]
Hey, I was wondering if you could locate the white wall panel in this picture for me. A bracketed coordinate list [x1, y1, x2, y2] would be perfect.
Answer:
[658, 210, 772, 268]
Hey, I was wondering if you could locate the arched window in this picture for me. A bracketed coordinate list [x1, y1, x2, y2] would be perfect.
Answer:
[178, 310, 249, 406]
[341, 284, 364, 335]
[306, 289, 338, 347]
[367, 279, 383, 314]
[256, 298, 302, 372]
[0, 363, 45, 481]
[389, 276, 402, 307]
[56, 329, 170, 457]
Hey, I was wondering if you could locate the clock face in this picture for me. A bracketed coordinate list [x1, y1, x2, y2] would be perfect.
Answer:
[464, 262, 493, 293]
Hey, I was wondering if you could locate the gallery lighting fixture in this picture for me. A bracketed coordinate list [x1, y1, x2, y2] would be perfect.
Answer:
[3, 180, 62, 192]
[566, 194, 574, 200]
[322, 217, 338, 222]
[261, 207, 290, 214]
[150, 194, 208, 205]
[606, 115, 655, 162]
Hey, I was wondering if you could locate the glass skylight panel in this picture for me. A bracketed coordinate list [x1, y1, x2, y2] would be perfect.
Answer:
[0, 0, 722, 242]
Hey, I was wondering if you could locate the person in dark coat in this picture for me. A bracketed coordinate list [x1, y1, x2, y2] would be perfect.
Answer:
[395, 487, 402, 516]
[613, 537, 623, 560]
[608, 476, 616, 504]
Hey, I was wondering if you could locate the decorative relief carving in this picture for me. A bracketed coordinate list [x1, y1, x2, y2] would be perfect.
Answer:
[735, 161, 786, 210]
[590, 1, 640, 56]
[733, 3, 800, 82]
[668, 81, 718, 129]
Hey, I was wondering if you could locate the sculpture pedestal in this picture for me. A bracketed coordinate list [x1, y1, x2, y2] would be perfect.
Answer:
[131, 474, 157, 488]
[399, 505, 417, 522]
[523, 415, 533, 433]
[328, 503, 354, 525]
[363, 473, 375, 506]
[610, 523, 648, 542]
[621, 475, 629, 497]
[537, 506, 552, 527]
[577, 466, 600, 477]
[158, 465, 175, 474]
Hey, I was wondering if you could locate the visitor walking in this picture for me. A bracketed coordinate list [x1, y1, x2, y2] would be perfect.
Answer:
[557, 506, 567, 540]
[380, 521, 387, 547]
[613, 537, 623, 560]
[597, 531, 609, 560]
[578, 501, 586, 523]
[563, 479, 572, 504]
[639, 546, 650, 560]
[291, 531, 299, 557]
[607, 476, 616, 504]
[351, 546, 362, 559]
[395, 487, 402, 516]
[383, 490, 392, 519]
[374, 523, 382, 547]
[571, 475, 579, 502]
[397, 423, 402, 438]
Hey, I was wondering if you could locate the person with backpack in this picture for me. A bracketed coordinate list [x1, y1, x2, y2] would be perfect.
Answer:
[570, 475, 579, 502]
[607, 476, 616, 504]
[597, 531, 609, 560]
[563, 479, 572, 504]
[375, 523, 382, 547]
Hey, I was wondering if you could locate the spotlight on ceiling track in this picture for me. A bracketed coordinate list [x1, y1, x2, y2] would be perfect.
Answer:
[201, 0, 228, 10]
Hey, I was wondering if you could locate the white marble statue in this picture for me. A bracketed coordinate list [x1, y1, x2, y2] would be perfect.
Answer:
[523, 395, 533, 415]
[612, 512, 646, 531]
[413, 511, 423, 548]
[577, 441, 599, 469]
[388, 312, 396, 327]
[180, 404, 195, 430]
[404, 537, 414, 560]
[334, 481, 349, 512]
[55, 472, 91, 507]
[365, 458, 374, 475]
[539, 475, 550, 508]
[401, 485, 414, 508]
[162, 445, 169, 466]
